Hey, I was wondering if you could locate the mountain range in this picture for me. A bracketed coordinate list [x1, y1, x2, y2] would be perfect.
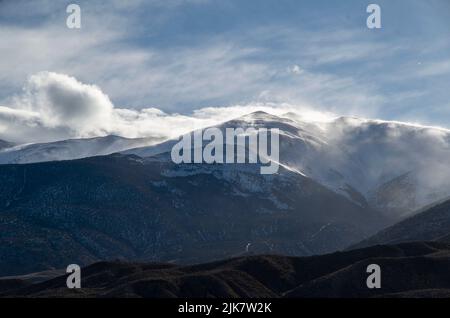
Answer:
[123, 111, 450, 219]
[3, 111, 450, 218]
[0, 135, 163, 164]
[1, 111, 450, 279]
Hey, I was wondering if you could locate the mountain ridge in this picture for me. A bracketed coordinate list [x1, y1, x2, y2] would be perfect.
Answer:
[350, 198, 450, 249]
[2, 241, 450, 298]
[123, 111, 450, 219]
[0, 135, 164, 164]
[3, 110, 450, 219]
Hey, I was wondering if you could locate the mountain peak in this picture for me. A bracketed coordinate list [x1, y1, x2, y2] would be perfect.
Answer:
[240, 111, 282, 121]
[249, 110, 271, 116]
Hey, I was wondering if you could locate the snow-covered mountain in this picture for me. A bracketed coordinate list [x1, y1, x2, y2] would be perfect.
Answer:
[124, 111, 450, 219]
[3, 110, 450, 274]
[2, 111, 450, 219]
[0, 135, 164, 164]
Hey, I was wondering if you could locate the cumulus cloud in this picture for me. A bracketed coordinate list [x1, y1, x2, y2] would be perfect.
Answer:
[18, 72, 114, 132]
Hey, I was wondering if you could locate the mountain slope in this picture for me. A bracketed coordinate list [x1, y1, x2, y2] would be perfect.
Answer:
[3, 111, 450, 219]
[0, 135, 163, 164]
[125, 111, 450, 219]
[2, 111, 450, 276]
[284, 241, 450, 298]
[0, 153, 387, 276]
[351, 199, 450, 249]
[2, 241, 450, 298]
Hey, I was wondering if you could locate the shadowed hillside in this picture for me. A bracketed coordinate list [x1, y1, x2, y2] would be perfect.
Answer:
[351, 199, 450, 249]
[0, 153, 386, 276]
[2, 242, 450, 298]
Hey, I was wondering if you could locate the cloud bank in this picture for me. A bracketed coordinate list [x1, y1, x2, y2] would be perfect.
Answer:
[1, 72, 449, 145]
[0, 72, 326, 144]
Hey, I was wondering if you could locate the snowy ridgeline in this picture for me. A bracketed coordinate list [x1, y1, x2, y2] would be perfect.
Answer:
[126, 111, 450, 216]
[2, 111, 450, 216]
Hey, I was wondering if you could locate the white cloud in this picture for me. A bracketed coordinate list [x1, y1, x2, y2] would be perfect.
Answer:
[287, 65, 303, 75]
[0, 72, 310, 143]
[0, 6, 390, 117]
[0, 72, 113, 142]
[19, 72, 114, 131]
[1, 70, 449, 168]
[2, 1, 450, 133]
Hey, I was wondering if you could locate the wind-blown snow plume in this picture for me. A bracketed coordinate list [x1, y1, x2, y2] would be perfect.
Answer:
[2, 72, 450, 217]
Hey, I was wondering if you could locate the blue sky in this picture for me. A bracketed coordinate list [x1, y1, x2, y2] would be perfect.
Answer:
[1, 0, 450, 137]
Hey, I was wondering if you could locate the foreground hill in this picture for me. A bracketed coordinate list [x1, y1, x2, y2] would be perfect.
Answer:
[2, 241, 449, 298]
[0, 153, 386, 276]
[351, 199, 450, 249]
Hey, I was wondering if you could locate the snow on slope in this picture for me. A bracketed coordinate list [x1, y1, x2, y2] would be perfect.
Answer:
[0, 135, 164, 164]
[124, 111, 450, 218]
[288, 114, 450, 217]
[1, 110, 450, 219]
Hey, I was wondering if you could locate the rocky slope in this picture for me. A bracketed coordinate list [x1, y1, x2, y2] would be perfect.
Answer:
[0, 153, 386, 276]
